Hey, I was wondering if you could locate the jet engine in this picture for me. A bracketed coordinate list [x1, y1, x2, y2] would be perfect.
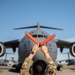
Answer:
[0, 43, 6, 57]
[70, 43, 75, 57]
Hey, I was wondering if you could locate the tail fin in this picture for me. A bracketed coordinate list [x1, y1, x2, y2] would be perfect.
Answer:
[14, 22, 63, 30]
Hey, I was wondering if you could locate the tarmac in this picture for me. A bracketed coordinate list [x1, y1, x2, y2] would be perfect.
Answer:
[0, 65, 75, 75]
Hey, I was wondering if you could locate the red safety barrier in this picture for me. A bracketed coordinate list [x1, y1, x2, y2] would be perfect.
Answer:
[25, 32, 56, 46]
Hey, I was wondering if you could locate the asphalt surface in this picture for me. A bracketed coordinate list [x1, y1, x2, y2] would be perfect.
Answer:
[0, 65, 75, 75]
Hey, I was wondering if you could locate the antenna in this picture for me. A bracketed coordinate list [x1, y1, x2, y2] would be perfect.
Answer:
[14, 22, 63, 30]
[37, 22, 40, 30]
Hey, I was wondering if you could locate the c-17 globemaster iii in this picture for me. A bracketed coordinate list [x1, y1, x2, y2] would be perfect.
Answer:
[0, 23, 75, 70]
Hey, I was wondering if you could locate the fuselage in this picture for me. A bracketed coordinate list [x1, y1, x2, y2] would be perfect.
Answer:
[18, 30, 57, 64]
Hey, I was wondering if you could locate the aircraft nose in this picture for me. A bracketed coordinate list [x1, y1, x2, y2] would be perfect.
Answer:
[30, 38, 45, 47]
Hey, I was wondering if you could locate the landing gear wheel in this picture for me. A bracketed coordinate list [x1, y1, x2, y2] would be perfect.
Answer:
[57, 65, 61, 71]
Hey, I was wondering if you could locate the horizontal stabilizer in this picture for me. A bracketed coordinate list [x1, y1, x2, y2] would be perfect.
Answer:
[14, 26, 37, 30]
[14, 22, 63, 30]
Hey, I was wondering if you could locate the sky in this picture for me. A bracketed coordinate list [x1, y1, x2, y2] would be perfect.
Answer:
[0, 0, 75, 61]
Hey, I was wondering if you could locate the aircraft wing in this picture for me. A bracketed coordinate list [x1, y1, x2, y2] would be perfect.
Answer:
[56, 39, 75, 57]
[0, 39, 22, 57]
[3, 39, 21, 48]
[56, 39, 72, 48]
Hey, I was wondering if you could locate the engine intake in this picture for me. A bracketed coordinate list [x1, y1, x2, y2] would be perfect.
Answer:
[0, 43, 6, 57]
[70, 43, 75, 57]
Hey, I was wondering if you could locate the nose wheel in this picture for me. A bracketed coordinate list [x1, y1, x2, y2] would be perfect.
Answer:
[57, 64, 61, 71]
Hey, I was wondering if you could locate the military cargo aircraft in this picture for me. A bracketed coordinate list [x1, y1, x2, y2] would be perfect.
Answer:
[57, 52, 75, 66]
[0, 23, 75, 70]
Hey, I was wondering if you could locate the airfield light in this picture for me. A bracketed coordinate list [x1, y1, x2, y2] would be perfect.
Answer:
[26, 32, 56, 46]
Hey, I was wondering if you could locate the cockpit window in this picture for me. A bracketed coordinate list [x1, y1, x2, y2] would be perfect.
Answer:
[38, 35, 43, 38]
[32, 35, 43, 38]
[32, 35, 37, 37]
[44, 35, 48, 38]
[32, 34, 48, 38]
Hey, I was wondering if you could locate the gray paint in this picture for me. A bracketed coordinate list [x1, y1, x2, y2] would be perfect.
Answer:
[18, 30, 57, 64]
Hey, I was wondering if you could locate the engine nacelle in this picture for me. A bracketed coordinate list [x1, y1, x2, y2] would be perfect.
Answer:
[70, 43, 75, 57]
[0, 43, 6, 57]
